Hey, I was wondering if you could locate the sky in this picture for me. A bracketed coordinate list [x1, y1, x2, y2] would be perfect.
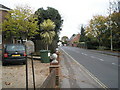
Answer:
[0, 0, 110, 38]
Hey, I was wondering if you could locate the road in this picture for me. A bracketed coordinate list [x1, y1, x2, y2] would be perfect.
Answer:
[60, 49, 105, 88]
[60, 46, 118, 88]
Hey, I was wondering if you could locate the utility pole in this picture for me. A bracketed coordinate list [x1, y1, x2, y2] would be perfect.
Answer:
[109, 0, 113, 51]
[118, 1, 120, 12]
[109, 0, 120, 51]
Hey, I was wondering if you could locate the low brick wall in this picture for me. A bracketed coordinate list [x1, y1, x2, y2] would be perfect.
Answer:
[40, 69, 56, 88]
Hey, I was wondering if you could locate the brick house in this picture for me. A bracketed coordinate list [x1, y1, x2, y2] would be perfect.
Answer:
[68, 34, 80, 47]
[0, 4, 10, 23]
[0, 4, 11, 45]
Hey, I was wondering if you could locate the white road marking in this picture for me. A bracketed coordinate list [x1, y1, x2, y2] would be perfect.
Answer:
[91, 56, 96, 58]
[112, 63, 116, 65]
[99, 59, 104, 61]
[90, 56, 104, 61]
[82, 53, 88, 56]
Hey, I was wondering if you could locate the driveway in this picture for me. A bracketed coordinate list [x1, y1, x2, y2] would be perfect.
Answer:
[2, 59, 50, 89]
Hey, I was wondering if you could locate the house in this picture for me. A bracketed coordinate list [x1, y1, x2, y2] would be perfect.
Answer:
[68, 34, 80, 47]
[0, 4, 11, 22]
[0, 4, 11, 45]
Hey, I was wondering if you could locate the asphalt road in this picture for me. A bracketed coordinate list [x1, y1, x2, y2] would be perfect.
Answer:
[60, 46, 119, 88]
[60, 50, 104, 88]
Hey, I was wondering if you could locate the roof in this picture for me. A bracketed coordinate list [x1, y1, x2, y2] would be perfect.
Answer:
[0, 4, 11, 11]
[69, 34, 77, 40]
[69, 34, 80, 41]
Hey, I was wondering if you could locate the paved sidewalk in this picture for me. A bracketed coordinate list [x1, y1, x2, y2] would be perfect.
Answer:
[59, 49, 107, 89]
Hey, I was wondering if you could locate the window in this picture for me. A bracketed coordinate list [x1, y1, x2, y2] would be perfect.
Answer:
[6, 45, 25, 51]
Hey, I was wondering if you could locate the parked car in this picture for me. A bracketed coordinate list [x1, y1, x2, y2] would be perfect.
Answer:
[2, 44, 27, 66]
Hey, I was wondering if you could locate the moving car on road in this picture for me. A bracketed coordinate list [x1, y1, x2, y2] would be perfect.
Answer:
[2, 44, 27, 66]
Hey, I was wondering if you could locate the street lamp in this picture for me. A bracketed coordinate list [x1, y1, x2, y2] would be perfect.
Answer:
[118, 1, 120, 12]
[109, 0, 113, 51]
[110, 21, 113, 51]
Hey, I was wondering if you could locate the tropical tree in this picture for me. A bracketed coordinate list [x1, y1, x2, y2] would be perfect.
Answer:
[40, 19, 56, 50]
[2, 6, 38, 43]
[35, 7, 63, 32]
[34, 7, 63, 52]
[35, 7, 63, 42]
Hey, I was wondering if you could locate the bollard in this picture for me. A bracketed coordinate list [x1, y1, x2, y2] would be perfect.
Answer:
[50, 53, 60, 87]
[55, 48, 60, 64]
[50, 53, 58, 65]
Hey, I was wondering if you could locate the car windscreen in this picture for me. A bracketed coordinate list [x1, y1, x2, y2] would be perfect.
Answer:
[6, 45, 25, 51]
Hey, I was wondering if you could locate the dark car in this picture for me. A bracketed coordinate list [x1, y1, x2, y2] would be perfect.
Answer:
[2, 44, 27, 66]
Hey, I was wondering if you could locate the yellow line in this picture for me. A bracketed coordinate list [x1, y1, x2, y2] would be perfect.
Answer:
[60, 47, 109, 90]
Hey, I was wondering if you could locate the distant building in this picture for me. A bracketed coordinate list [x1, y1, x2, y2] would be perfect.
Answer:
[68, 34, 80, 47]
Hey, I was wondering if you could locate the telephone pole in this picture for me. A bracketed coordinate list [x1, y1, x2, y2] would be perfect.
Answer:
[118, 1, 120, 12]
[109, 0, 113, 51]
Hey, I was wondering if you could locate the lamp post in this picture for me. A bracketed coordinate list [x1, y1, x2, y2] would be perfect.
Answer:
[118, 1, 120, 12]
[110, 21, 113, 51]
[109, 0, 113, 51]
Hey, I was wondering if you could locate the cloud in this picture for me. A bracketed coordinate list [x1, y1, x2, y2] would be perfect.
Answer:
[0, 0, 109, 38]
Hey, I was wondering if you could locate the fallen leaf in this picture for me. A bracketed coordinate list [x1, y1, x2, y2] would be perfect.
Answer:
[40, 70, 43, 73]
[5, 82, 11, 85]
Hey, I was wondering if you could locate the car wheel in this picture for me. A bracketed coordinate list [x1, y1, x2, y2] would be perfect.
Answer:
[23, 61, 26, 65]
[2, 62, 6, 66]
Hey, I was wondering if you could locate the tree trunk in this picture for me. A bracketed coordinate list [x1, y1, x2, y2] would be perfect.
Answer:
[46, 44, 48, 50]
[20, 37, 23, 44]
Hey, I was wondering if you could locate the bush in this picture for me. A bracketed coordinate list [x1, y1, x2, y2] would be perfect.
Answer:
[86, 41, 99, 49]
[97, 46, 107, 50]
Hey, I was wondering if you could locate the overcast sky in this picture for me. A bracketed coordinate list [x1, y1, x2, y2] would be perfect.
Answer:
[0, 0, 110, 38]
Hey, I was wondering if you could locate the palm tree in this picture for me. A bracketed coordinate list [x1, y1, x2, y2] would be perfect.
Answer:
[40, 19, 56, 50]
